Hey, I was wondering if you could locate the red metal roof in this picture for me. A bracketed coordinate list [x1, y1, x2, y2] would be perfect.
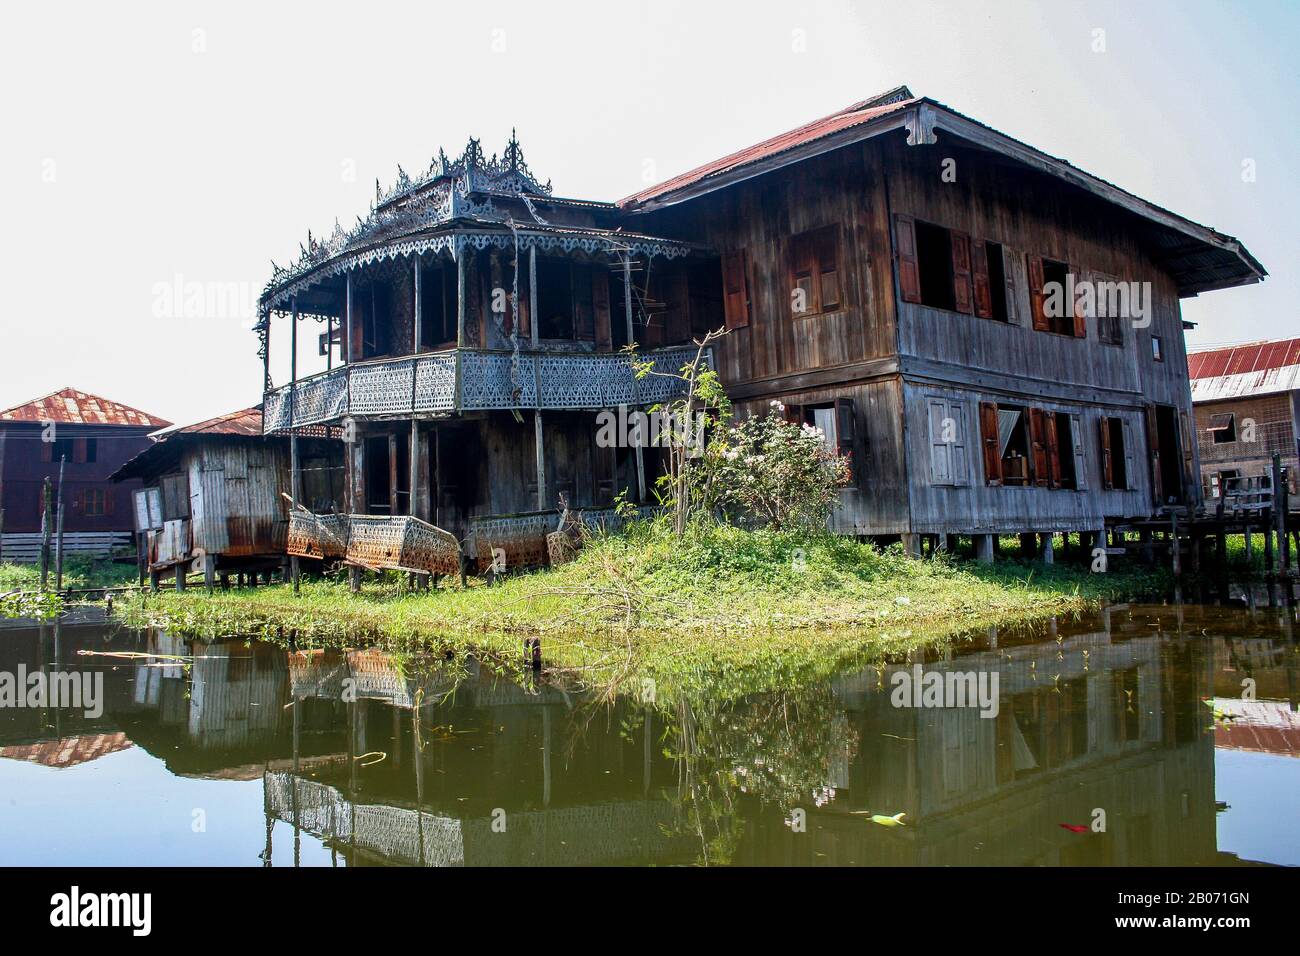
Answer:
[151, 405, 263, 439]
[1188, 338, 1300, 381]
[0, 732, 133, 769]
[0, 387, 170, 427]
[619, 88, 917, 207]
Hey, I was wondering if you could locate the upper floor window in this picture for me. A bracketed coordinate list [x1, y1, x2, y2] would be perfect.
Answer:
[1028, 256, 1086, 338]
[1208, 412, 1235, 443]
[789, 226, 841, 317]
[1151, 335, 1164, 362]
[40, 435, 97, 464]
[895, 216, 1007, 322]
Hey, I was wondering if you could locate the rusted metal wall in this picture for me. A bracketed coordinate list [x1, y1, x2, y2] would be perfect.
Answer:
[189, 439, 290, 558]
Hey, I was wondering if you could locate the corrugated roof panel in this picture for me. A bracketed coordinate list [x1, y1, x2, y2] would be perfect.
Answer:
[0, 387, 170, 427]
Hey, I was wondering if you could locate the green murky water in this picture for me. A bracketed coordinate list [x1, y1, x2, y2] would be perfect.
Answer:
[0, 597, 1296, 866]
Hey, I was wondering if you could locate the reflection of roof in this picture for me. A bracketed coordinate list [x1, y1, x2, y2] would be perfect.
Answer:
[0, 388, 169, 427]
[1189, 338, 1300, 402]
[1212, 699, 1300, 757]
[0, 732, 133, 768]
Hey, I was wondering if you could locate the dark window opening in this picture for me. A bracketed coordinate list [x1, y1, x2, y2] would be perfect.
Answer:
[1054, 412, 1078, 489]
[986, 242, 1009, 322]
[1208, 412, 1235, 444]
[83, 488, 107, 517]
[1041, 258, 1073, 336]
[50, 437, 75, 463]
[419, 260, 456, 348]
[537, 258, 577, 340]
[609, 271, 631, 349]
[915, 221, 955, 311]
[996, 405, 1031, 486]
[1107, 417, 1129, 490]
[688, 260, 723, 337]
[84, 437, 97, 463]
[365, 435, 392, 515]
[160, 473, 189, 521]
[1151, 335, 1164, 362]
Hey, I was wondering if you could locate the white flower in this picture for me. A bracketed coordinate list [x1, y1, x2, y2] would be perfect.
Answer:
[769, 400, 785, 412]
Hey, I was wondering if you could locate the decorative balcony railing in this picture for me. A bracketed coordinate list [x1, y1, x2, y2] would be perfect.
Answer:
[264, 346, 706, 433]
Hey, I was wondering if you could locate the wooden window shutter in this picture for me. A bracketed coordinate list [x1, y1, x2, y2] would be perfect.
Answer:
[1098, 418, 1114, 490]
[929, 400, 952, 484]
[1070, 415, 1088, 491]
[722, 250, 750, 329]
[970, 239, 993, 319]
[1043, 412, 1061, 488]
[105, 488, 115, 516]
[894, 215, 921, 304]
[73, 438, 88, 464]
[1071, 266, 1088, 338]
[1179, 411, 1196, 498]
[592, 270, 612, 350]
[1028, 408, 1049, 486]
[1027, 254, 1050, 331]
[782, 402, 804, 425]
[835, 397, 856, 478]
[1145, 404, 1163, 504]
[818, 227, 841, 311]
[40, 440, 51, 463]
[950, 230, 974, 315]
[1123, 421, 1138, 494]
[979, 401, 1002, 486]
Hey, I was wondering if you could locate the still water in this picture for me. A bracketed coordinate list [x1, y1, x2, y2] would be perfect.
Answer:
[0, 600, 1296, 866]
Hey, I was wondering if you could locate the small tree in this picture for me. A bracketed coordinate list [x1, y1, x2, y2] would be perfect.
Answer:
[628, 327, 731, 536]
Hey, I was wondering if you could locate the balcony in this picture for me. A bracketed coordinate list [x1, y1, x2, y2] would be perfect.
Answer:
[264, 345, 706, 433]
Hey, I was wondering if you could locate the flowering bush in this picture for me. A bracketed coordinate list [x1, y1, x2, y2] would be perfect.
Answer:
[695, 401, 851, 531]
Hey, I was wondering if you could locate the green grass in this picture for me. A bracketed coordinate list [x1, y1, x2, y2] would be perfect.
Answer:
[0, 556, 139, 592]
[114, 520, 1171, 704]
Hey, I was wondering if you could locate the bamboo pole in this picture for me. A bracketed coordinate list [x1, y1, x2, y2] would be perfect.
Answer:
[54, 456, 66, 592]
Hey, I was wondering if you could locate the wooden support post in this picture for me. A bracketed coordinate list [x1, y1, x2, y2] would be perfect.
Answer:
[290, 297, 301, 594]
[456, 249, 466, 349]
[203, 555, 216, 593]
[529, 244, 539, 348]
[534, 410, 546, 512]
[53, 456, 66, 592]
[39, 477, 52, 590]
[1171, 510, 1181, 577]
[975, 534, 994, 564]
[175, 564, 186, 592]
[1040, 532, 1054, 565]
[149, 569, 159, 593]
[1275, 453, 1290, 574]
[901, 533, 921, 559]
[344, 272, 354, 364]
[1245, 526, 1253, 561]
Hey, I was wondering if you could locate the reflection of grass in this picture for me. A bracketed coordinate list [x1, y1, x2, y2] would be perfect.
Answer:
[0, 556, 138, 592]
[117, 521, 1169, 702]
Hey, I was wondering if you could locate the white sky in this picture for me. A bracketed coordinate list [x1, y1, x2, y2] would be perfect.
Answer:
[1, 0, 1293, 427]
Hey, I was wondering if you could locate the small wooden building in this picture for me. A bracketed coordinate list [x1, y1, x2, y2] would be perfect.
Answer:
[258, 87, 1266, 568]
[1189, 338, 1300, 501]
[0, 388, 170, 560]
[111, 406, 343, 587]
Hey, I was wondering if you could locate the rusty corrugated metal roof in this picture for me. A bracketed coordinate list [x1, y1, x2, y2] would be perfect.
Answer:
[149, 405, 263, 439]
[0, 732, 133, 768]
[1189, 338, 1300, 402]
[0, 387, 170, 427]
[619, 88, 916, 207]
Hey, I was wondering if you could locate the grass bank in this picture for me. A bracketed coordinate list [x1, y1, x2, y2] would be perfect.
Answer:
[115, 522, 1170, 701]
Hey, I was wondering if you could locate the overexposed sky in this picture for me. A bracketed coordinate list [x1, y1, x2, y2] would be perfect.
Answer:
[1, 0, 1294, 426]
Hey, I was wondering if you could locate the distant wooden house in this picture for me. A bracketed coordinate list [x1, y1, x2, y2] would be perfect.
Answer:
[0, 388, 170, 561]
[1189, 338, 1300, 502]
[258, 87, 1265, 569]
[111, 406, 343, 588]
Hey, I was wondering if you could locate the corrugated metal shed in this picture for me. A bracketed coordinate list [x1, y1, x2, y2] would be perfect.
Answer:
[1189, 338, 1300, 401]
[0, 387, 169, 427]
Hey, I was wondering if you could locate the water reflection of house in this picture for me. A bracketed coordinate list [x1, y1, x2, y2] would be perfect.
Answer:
[737, 614, 1218, 866]
[0, 732, 132, 768]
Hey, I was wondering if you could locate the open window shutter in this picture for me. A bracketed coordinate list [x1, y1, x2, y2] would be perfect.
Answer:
[1070, 415, 1088, 490]
[928, 400, 951, 484]
[40, 440, 51, 463]
[1028, 408, 1049, 486]
[1043, 412, 1061, 488]
[1123, 421, 1138, 494]
[1027, 254, 1050, 331]
[950, 402, 969, 486]
[105, 488, 115, 516]
[73, 438, 87, 463]
[834, 397, 856, 478]
[818, 228, 841, 311]
[1098, 418, 1114, 489]
[894, 215, 921, 304]
[1071, 266, 1088, 338]
[950, 230, 974, 314]
[1179, 411, 1196, 499]
[1145, 405, 1163, 504]
[722, 250, 750, 329]
[970, 239, 993, 319]
[790, 236, 816, 316]
[782, 403, 804, 425]
[979, 401, 1002, 486]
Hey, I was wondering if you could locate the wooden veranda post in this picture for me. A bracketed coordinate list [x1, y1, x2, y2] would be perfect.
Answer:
[623, 254, 646, 501]
[290, 297, 301, 593]
[54, 456, 66, 592]
[39, 477, 52, 590]
[534, 411, 546, 512]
